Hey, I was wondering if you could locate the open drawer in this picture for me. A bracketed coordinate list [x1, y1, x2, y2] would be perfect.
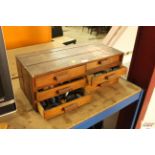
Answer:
[86, 66, 127, 91]
[36, 78, 86, 101]
[37, 95, 92, 120]
[86, 55, 122, 74]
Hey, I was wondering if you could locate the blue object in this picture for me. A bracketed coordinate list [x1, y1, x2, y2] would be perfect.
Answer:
[72, 90, 144, 129]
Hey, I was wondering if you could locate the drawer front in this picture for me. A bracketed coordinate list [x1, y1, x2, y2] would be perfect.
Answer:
[91, 66, 127, 87]
[36, 78, 86, 101]
[86, 77, 119, 93]
[35, 65, 86, 88]
[86, 55, 121, 73]
[37, 95, 92, 119]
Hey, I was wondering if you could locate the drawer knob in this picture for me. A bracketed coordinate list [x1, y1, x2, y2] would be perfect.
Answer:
[98, 59, 110, 65]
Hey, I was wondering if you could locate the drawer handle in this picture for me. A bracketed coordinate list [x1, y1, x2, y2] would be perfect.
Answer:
[54, 73, 69, 82]
[56, 87, 72, 95]
[98, 59, 110, 65]
[63, 103, 78, 112]
[105, 74, 118, 80]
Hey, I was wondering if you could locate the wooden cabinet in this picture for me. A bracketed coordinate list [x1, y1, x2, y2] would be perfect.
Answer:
[16, 43, 126, 119]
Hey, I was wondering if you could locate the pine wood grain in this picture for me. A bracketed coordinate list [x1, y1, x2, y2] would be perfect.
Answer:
[16, 43, 123, 77]
[7, 41, 64, 78]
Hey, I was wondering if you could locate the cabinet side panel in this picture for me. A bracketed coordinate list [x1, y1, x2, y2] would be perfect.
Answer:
[16, 58, 35, 108]
[16, 58, 24, 91]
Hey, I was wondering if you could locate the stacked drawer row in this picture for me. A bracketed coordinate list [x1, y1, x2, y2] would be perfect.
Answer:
[16, 43, 127, 119]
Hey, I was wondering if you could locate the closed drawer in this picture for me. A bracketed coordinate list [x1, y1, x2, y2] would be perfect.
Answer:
[87, 66, 127, 91]
[36, 78, 86, 101]
[86, 55, 122, 73]
[35, 65, 86, 88]
[37, 95, 92, 119]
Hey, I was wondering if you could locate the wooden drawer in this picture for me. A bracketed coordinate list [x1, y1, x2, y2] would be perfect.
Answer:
[37, 95, 92, 119]
[86, 66, 127, 92]
[36, 78, 86, 101]
[86, 77, 119, 93]
[91, 66, 127, 87]
[86, 55, 122, 73]
[35, 65, 86, 88]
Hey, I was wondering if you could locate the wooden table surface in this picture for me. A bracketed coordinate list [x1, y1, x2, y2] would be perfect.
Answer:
[0, 78, 141, 129]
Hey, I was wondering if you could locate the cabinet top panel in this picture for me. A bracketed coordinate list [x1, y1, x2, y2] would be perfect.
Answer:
[16, 43, 123, 77]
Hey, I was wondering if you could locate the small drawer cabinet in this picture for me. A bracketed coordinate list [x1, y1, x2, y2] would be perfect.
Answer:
[16, 43, 127, 119]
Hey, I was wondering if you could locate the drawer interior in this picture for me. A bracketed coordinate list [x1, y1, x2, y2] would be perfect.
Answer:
[86, 55, 122, 74]
[36, 78, 86, 101]
[86, 66, 127, 91]
[36, 63, 126, 119]
[40, 88, 85, 110]
[37, 88, 92, 119]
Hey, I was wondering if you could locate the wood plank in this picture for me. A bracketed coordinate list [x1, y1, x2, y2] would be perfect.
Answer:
[7, 41, 64, 78]
[15, 43, 123, 77]
[103, 26, 127, 46]
[15, 42, 101, 59]
[17, 44, 98, 65]
[7, 39, 122, 79]
[27, 50, 121, 77]
[0, 78, 141, 128]
[18, 44, 122, 67]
